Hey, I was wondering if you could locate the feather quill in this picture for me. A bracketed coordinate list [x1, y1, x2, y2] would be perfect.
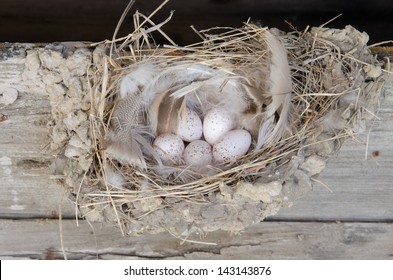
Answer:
[147, 63, 219, 135]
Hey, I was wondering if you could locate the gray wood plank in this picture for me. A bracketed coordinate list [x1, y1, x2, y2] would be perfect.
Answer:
[0, 219, 392, 259]
[1, 44, 392, 222]
[273, 81, 393, 221]
[0, 52, 75, 218]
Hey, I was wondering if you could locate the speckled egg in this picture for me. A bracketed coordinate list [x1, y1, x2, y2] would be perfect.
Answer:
[176, 108, 203, 142]
[183, 140, 213, 166]
[203, 108, 235, 145]
[153, 133, 185, 165]
[213, 129, 252, 163]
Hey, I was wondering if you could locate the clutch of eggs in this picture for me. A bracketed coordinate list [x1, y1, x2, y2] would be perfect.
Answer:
[152, 107, 252, 166]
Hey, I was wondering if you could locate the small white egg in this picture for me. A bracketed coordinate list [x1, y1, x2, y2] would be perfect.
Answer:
[153, 133, 185, 165]
[183, 140, 213, 166]
[213, 129, 252, 163]
[176, 108, 203, 142]
[203, 108, 235, 145]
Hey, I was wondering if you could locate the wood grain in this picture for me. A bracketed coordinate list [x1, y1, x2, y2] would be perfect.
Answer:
[0, 219, 392, 259]
[1, 51, 392, 221]
[273, 81, 393, 221]
[0, 50, 75, 218]
[1, 43, 392, 259]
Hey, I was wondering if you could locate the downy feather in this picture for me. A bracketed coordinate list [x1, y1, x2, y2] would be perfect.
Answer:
[119, 61, 160, 99]
[104, 165, 127, 188]
[109, 30, 292, 170]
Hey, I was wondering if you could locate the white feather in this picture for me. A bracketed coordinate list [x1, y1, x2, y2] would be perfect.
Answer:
[168, 66, 251, 117]
[104, 165, 127, 187]
[319, 109, 348, 132]
[144, 63, 215, 100]
[108, 30, 292, 171]
[256, 31, 292, 149]
[146, 63, 218, 134]
[266, 31, 292, 102]
[119, 61, 160, 99]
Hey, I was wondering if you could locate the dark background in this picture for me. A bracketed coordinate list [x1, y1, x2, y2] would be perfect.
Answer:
[0, 0, 392, 45]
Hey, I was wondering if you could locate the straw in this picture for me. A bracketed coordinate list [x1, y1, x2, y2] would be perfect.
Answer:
[74, 1, 384, 236]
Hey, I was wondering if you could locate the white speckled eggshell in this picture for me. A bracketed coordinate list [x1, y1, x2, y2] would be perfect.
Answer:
[176, 108, 203, 142]
[203, 108, 235, 145]
[153, 133, 185, 165]
[213, 129, 252, 163]
[184, 140, 213, 166]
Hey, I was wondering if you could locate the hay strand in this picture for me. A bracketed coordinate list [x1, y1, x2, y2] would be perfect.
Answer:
[69, 2, 385, 237]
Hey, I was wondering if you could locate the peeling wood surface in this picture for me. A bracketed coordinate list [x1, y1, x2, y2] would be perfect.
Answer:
[1, 44, 393, 259]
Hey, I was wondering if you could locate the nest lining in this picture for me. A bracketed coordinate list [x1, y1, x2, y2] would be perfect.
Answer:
[40, 7, 386, 237]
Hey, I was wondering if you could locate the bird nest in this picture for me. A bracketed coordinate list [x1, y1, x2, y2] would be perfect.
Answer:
[53, 6, 385, 238]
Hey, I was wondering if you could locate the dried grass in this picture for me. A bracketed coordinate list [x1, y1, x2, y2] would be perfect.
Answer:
[75, 2, 384, 235]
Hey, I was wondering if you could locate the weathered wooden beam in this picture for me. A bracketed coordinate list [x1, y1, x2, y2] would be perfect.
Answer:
[274, 81, 393, 221]
[1, 43, 392, 222]
[1, 219, 392, 259]
[0, 44, 76, 218]
[1, 35, 393, 259]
